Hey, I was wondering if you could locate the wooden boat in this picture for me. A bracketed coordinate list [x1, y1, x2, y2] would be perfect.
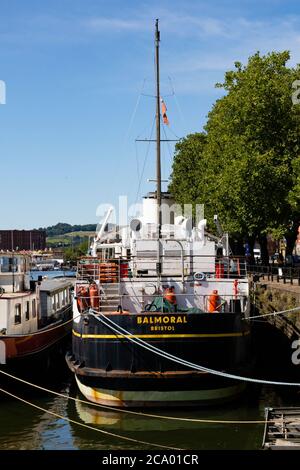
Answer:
[0, 253, 73, 369]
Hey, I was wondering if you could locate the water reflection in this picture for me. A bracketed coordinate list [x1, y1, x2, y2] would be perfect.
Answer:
[0, 376, 299, 450]
[68, 389, 265, 450]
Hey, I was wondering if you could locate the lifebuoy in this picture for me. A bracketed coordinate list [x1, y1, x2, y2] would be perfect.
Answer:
[194, 272, 206, 281]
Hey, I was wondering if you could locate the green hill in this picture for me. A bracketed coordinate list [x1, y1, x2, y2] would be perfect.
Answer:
[38, 223, 97, 237]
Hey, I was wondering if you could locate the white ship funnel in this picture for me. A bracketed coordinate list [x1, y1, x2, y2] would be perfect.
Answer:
[142, 192, 175, 226]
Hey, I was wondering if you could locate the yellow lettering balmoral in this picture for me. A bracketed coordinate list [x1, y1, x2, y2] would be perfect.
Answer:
[137, 315, 188, 326]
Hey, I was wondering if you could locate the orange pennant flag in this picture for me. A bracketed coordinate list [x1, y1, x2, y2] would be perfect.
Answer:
[161, 98, 169, 125]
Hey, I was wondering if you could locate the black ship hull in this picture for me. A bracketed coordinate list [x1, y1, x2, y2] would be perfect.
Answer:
[66, 311, 252, 407]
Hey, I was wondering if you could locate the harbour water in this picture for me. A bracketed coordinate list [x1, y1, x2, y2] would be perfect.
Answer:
[0, 372, 299, 450]
[30, 270, 76, 281]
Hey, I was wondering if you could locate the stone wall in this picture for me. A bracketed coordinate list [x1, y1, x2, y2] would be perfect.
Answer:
[254, 282, 300, 339]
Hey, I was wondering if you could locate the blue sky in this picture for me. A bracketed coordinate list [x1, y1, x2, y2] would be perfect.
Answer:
[1, 0, 300, 228]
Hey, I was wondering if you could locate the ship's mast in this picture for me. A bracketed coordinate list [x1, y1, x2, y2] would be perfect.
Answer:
[155, 19, 162, 238]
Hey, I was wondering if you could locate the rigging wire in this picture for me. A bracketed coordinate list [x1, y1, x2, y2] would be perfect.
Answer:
[123, 78, 146, 145]
[248, 305, 300, 320]
[168, 76, 186, 132]
[0, 368, 272, 425]
[165, 124, 181, 140]
[134, 140, 140, 182]
[4, 301, 299, 423]
[160, 102, 181, 140]
[0, 386, 181, 450]
[88, 309, 300, 387]
[135, 115, 156, 204]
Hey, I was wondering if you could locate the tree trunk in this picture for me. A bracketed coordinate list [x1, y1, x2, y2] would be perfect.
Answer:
[285, 227, 298, 256]
[230, 237, 244, 256]
[258, 234, 269, 266]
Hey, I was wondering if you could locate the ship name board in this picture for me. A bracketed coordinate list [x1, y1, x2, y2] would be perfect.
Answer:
[137, 315, 187, 325]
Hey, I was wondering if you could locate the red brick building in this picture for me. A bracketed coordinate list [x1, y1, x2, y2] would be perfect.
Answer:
[0, 230, 46, 251]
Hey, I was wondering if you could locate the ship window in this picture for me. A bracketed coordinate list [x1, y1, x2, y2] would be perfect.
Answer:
[32, 299, 36, 318]
[55, 294, 60, 310]
[52, 295, 56, 311]
[25, 301, 30, 321]
[1, 257, 12, 273]
[14, 304, 21, 324]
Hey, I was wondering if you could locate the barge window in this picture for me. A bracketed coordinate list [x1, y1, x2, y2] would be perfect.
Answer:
[55, 294, 60, 310]
[52, 295, 55, 311]
[25, 301, 30, 321]
[32, 299, 36, 318]
[0, 257, 15, 273]
[14, 304, 21, 324]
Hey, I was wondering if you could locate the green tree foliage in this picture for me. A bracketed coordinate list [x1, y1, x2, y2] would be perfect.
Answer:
[170, 51, 300, 257]
[64, 239, 89, 263]
[169, 133, 207, 207]
[38, 223, 97, 237]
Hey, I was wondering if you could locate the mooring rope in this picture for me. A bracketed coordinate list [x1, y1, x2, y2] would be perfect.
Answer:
[0, 386, 182, 450]
[0, 369, 271, 424]
[89, 309, 300, 387]
[249, 305, 300, 321]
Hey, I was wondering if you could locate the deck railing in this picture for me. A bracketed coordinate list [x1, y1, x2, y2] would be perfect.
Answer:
[76, 255, 248, 283]
[74, 283, 249, 315]
[248, 264, 300, 286]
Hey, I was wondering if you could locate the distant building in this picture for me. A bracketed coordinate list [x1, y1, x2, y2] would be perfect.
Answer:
[50, 248, 65, 259]
[0, 230, 46, 251]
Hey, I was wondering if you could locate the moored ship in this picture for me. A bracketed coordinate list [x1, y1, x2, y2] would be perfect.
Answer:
[66, 20, 252, 407]
[0, 252, 73, 369]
